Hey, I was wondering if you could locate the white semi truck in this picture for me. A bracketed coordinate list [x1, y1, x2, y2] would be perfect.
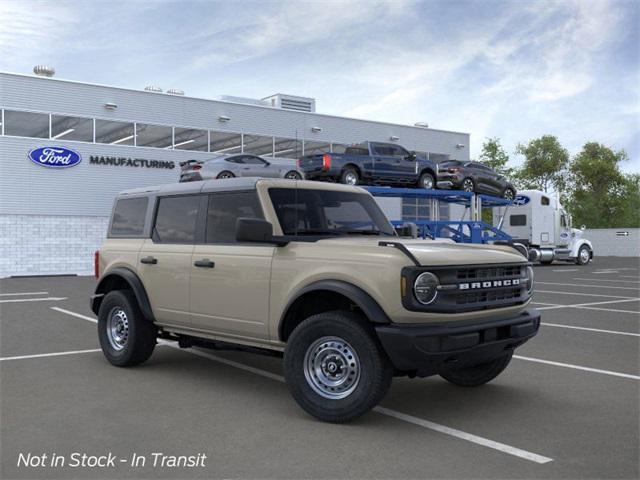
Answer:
[493, 190, 594, 265]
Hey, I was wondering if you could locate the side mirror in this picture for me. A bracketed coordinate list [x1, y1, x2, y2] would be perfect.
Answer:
[406, 151, 417, 161]
[236, 218, 274, 243]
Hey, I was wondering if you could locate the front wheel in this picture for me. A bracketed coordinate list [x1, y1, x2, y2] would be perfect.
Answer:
[284, 311, 392, 423]
[418, 172, 435, 189]
[440, 352, 513, 387]
[98, 290, 157, 367]
[576, 245, 591, 265]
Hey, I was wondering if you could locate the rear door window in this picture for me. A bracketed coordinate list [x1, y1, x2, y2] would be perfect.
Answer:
[153, 195, 200, 244]
[110, 197, 148, 236]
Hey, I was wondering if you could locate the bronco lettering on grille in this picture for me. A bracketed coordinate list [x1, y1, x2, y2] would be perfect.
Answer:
[458, 279, 520, 290]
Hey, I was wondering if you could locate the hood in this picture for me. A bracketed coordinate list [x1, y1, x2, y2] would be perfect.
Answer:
[316, 237, 527, 266]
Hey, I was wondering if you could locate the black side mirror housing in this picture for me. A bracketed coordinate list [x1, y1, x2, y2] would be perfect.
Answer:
[236, 218, 288, 246]
[407, 151, 417, 161]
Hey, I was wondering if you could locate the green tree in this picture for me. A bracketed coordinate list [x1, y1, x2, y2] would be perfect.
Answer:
[479, 137, 513, 177]
[515, 135, 569, 193]
[565, 142, 638, 228]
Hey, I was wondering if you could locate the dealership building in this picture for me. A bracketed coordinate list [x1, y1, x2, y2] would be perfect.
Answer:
[0, 69, 470, 278]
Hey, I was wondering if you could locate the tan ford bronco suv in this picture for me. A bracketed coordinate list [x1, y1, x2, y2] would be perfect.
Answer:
[91, 178, 539, 422]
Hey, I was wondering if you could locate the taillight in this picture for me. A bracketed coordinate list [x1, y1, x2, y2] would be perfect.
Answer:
[296, 159, 301, 167]
[448, 167, 460, 173]
[94, 251, 100, 279]
[322, 154, 332, 171]
[192, 165, 202, 171]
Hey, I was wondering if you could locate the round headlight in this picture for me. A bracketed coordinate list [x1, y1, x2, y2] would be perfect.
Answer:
[414, 272, 439, 305]
[526, 266, 534, 294]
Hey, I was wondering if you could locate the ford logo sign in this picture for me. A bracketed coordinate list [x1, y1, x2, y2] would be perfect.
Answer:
[513, 195, 530, 206]
[28, 146, 82, 168]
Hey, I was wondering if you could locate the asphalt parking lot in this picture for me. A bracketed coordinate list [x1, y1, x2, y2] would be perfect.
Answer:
[1, 256, 638, 479]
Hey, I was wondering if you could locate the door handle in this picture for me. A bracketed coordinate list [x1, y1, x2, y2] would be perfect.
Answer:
[140, 256, 157, 265]
[194, 259, 215, 268]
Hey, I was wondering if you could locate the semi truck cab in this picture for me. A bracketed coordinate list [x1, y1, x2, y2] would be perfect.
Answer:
[494, 190, 593, 265]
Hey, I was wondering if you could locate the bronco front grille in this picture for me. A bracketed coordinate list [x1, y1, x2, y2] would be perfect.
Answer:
[402, 263, 531, 313]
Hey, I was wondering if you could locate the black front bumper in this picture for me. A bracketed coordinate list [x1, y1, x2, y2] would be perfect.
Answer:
[375, 310, 540, 377]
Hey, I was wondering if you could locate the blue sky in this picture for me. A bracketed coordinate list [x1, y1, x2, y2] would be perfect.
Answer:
[1, 0, 638, 172]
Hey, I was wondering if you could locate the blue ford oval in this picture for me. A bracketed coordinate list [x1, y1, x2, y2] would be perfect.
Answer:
[28, 146, 82, 168]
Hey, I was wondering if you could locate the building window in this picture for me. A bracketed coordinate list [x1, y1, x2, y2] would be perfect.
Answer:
[243, 134, 274, 156]
[135, 123, 173, 148]
[173, 127, 208, 151]
[402, 199, 430, 221]
[273, 137, 303, 158]
[3, 110, 49, 138]
[303, 140, 331, 155]
[210, 131, 242, 154]
[95, 119, 135, 145]
[153, 195, 200, 244]
[51, 114, 93, 142]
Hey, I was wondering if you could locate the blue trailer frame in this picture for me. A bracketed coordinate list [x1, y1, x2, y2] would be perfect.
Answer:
[363, 187, 513, 244]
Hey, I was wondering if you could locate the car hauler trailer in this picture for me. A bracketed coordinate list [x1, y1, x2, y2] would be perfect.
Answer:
[492, 190, 593, 265]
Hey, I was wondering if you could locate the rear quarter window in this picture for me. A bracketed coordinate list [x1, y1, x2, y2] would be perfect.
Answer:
[110, 197, 148, 236]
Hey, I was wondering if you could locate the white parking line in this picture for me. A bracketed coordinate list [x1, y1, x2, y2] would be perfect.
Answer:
[573, 306, 640, 315]
[0, 291, 49, 296]
[537, 282, 640, 291]
[170, 344, 553, 464]
[0, 297, 67, 304]
[49, 308, 553, 464]
[535, 290, 636, 299]
[0, 349, 101, 362]
[375, 407, 553, 464]
[620, 275, 640, 279]
[541, 322, 640, 337]
[573, 277, 640, 284]
[51, 307, 97, 323]
[514, 356, 640, 380]
[535, 298, 640, 311]
[552, 269, 579, 272]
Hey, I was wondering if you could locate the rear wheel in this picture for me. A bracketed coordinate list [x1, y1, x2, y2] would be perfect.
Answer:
[440, 352, 513, 387]
[503, 188, 516, 201]
[461, 177, 475, 192]
[418, 172, 435, 189]
[284, 170, 302, 180]
[216, 171, 235, 179]
[284, 311, 392, 423]
[98, 290, 157, 367]
[576, 245, 591, 265]
[340, 168, 359, 186]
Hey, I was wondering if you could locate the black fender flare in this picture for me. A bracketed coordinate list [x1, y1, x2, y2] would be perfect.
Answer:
[91, 267, 155, 321]
[279, 280, 391, 339]
[419, 167, 436, 179]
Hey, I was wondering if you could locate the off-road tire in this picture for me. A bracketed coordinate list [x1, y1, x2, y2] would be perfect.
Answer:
[439, 352, 513, 387]
[98, 290, 157, 367]
[284, 311, 393, 423]
[340, 168, 359, 186]
[216, 171, 235, 179]
[418, 172, 435, 190]
[576, 245, 591, 265]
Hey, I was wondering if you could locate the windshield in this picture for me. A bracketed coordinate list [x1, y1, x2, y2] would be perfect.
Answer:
[268, 188, 395, 237]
